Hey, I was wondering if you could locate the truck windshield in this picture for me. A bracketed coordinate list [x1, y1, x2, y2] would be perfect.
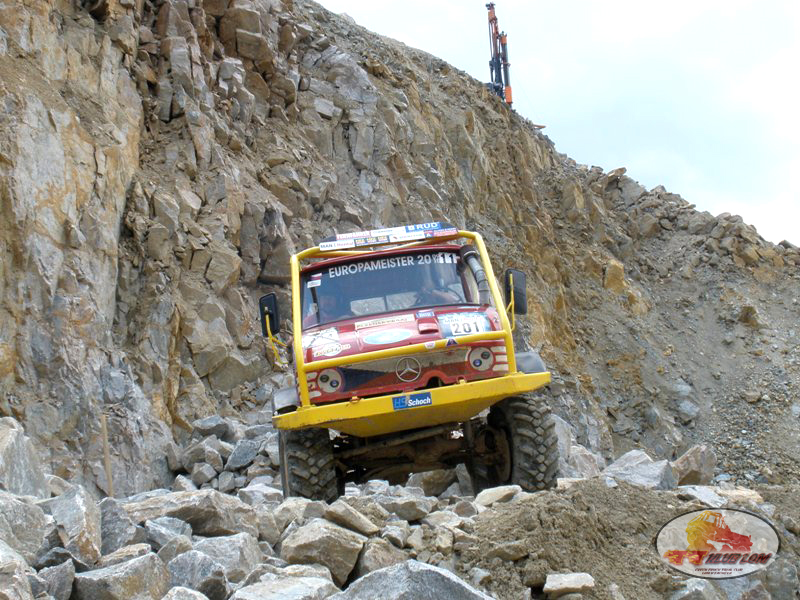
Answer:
[301, 249, 483, 328]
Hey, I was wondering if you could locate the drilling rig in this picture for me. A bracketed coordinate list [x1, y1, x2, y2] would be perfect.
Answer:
[486, 3, 512, 106]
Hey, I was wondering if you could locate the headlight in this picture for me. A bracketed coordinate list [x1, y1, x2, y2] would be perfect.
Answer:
[468, 347, 494, 372]
[318, 368, 344, 393]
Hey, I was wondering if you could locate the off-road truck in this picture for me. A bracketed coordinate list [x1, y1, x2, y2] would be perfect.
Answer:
[259, 222, 558, 501]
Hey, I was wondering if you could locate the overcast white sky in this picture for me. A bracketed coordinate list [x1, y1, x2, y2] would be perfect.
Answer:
[316, 0, 799, 245]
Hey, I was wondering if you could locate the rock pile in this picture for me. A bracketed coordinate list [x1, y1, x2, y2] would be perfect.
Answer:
[0, 416, 517, 599]
[2, 0, 800, 501]
[3, 413, 800, 600]
[167, 416, 281, 498]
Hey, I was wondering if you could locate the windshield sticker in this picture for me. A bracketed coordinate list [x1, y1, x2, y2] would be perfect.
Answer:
[355, 314, 414, 330]
[438, 313, 491, 337]
[355, 235, 389, 247]
[312, 343, 351, 358]
[319, 238, 355, 251]
[327, 256, 414, 277]
[327, 253, 455, 278]
[302, 327, 339, 349]
[363, 329, 413, 345]
[307, 279, 321, 288]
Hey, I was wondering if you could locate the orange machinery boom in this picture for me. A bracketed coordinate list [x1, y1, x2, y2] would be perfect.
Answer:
[486, 3, 512, 106]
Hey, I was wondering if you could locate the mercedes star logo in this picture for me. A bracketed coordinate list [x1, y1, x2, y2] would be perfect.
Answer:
[395, 357, 422, 382]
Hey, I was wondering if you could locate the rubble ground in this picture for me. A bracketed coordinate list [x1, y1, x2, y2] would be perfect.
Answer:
[462, 479, 800, 599]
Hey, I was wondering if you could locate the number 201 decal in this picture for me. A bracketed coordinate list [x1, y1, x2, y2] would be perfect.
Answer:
[438, 313, 490, 337]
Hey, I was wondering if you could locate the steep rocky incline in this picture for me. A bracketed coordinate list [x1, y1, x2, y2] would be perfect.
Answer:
[1, 0, 799, 507]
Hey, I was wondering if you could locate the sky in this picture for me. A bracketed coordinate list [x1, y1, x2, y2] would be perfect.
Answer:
[315, 1, 800, 245]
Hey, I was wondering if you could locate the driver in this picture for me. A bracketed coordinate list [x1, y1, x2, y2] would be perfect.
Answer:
[415, 269, 461, 306]
[318, 294, 351, 322]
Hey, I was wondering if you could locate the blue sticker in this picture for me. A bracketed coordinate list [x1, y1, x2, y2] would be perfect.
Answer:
[416, 310, 435, 318]
[446, 338, 458, 347]
[405, 222, 444, 233]
[363, 329, 413, 345]
[392, 392, 433, 410]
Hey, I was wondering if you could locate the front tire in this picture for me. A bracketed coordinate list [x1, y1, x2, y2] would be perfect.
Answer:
[497, 396, 559, 491]
[279, 428, 339, 502]
[470, 396, 559, 493]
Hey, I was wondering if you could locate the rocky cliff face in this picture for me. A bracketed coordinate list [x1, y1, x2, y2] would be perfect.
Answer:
[1, 0, 799, 499]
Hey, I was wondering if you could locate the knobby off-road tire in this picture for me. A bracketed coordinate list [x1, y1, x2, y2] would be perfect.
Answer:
[279, 427, 339, 503]
[488, 395, 559, 491]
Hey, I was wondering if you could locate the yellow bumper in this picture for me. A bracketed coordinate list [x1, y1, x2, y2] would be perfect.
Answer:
[273, 371, 551, 437]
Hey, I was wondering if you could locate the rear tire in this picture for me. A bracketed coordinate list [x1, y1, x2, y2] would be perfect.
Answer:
[470, 396, 559, 493]
[279, 428, 339, 502]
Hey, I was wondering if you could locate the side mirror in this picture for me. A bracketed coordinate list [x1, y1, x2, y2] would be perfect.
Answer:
[259, 293, 281, 336]
[504, 269, 527, 315]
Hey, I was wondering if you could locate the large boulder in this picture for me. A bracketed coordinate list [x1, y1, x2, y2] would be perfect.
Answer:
[372, 494, 436, 521]
[323, 500, 380, 536]
[73, 552, 169, 600]
[97, 543, 151, 568]
[38, 559, 75, 600]
[474, 485, 521, 507]
[237, 483, 283, 506]
[0, 491, 52, 563]
[231, 573, 338, 600]
[671, 445, 716, 485]
[191, 417, 233, 441]
[156, 534, 192, 564]
[122, 490, 258, 537]
[167, 550, 230, 600]
[162, 588, 211, 600]
[405, 470, 457, 497]
[39, 485, 102, 564]
[193, 532, 262, 583]
[329, 560, 493, 599]
[181, 437, 225, 473]
[144, 516, 192, 550]
[224, 439, 260, 471]
[0, 418, 49, 498]
[99, 497, 140, 555]
[603, 450, 676, 490]
[273, 498, 326, 532]
[543, 572, 596, 596]
[280, 518, 367, 587]
[354, 538, 407, 578]
[0, 540, 34, 600]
